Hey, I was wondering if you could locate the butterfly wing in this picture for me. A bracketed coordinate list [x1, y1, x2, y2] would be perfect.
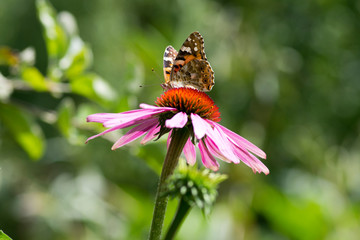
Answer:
[163, 46, 178, 83]
[171, 59, 214, 92]
[163, 32, 215, 92]
[170, 32, 207, 78]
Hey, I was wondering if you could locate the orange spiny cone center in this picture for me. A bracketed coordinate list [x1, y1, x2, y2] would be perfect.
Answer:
[155, 88, 221, 122]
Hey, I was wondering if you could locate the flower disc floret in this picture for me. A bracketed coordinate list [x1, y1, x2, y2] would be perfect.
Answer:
[155, 88, 221, 122]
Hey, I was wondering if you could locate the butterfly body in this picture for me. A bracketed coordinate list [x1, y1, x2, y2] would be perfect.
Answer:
[162, 32, 214, 92]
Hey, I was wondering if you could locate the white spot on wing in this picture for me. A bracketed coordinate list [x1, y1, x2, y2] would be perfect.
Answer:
[163, 56, 174, 61]
[181, 46, 191, 53]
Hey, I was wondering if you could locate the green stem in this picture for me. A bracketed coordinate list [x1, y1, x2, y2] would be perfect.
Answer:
[164, 197, 192, 240]
[148, 128, 190, 240]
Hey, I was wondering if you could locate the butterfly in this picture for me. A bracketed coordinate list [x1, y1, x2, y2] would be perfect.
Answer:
[162, 32, 215, 92]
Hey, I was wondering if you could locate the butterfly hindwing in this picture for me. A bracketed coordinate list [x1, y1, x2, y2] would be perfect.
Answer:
[172, 59, 214, 92]
[163, 46, 178, 83]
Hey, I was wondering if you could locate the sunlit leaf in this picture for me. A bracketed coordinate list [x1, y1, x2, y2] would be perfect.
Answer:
[58, 11, 78, 37]
[21, 67, 48, 91]
[59, 37, 93, 78]
[19, 47, 36, 66]
[0, 73, 13, 101]
[0, 230, 12, 240]
[70, 73, 116, 103]
[0, 103, 45, 160]
[56, 98, 82, 144]
[36, 0, 68, 60]
[57, 98, 74, 138]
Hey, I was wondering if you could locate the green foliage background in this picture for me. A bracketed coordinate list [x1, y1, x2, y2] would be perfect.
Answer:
[1, 0, 360, 239]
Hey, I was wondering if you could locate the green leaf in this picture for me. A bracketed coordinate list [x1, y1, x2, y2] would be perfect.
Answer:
[57, 98, 74, 138]
[0, 230, 13, 240]
[253, 184, 327, 240]
[70, 73, 116, 103]
[0, 73, 14, 101]
[36, 0, 68, 60]
[59, 37, 93, 78]
[58, 11, 79, 37]
[0, 103, 45, 160]
[19, 47, 36, 66]
[21, 67, 48, 91]
[56, 97, 82, 145]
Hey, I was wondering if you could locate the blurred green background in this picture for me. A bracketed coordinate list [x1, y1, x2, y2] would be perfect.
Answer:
[1, 0, 360, 239]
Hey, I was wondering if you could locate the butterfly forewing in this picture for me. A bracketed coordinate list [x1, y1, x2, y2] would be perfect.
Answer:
[170, 32, 207, 77]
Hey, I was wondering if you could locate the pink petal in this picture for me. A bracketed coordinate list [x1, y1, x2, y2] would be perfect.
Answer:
[86, 125, 122, 143]
[204, 137, 233, 163]
[140, 103, 176, 111]
[87, 107, 173, 144]
[190, 114, 238, 162]
[205, 137, 269, 174]
[111, 118, 158, 150]
[87, 113, 125, 123]
[204, 123, 239, 163]
[183, 138, 196, 165]
[165, 112, 188, 128]
[86, 116, 158, 143]
[190, 113, 208, 139]
[87, 108, 161, 125]
[141, 124, 160, 144]
[199, 140, 219, 171]
[104, 108, 170, 128]
[232, 145, 269, 175]
[212, 121, 266, 159]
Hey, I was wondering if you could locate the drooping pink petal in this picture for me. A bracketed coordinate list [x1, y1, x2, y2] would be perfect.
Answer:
[203, 126, 269, 174]
[190, 114, 239, 163]
[204, 122, 239, 163]
[232, 144, 269, 174]
[165, 112, 188, 128]
[141, 124, 160, 144]
[204, 137, 233, 163]
[183, 138, 196, 165]
[111, 118, 158, 150]
[212, 121, 266, 159]
[190, 113, 208, 139]
[199, 140, 219, 171]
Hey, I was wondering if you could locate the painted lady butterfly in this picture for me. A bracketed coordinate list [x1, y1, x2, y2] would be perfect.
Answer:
[162, 32, 215, 92]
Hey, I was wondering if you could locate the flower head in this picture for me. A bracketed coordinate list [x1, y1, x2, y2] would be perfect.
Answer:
[86, 87, 268, 174]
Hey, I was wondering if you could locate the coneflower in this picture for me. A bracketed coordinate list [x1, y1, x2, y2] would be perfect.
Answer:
[86, 87, 268, 174]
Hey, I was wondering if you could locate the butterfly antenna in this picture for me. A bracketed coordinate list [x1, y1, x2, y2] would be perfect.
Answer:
[152, 68, 163, 80]
[139, 68, 162, 88]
